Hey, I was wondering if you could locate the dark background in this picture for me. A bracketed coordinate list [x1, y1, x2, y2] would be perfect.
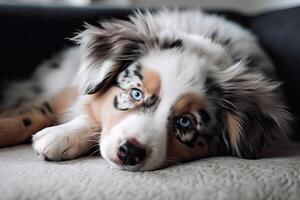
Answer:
[0, 4, 299, 139]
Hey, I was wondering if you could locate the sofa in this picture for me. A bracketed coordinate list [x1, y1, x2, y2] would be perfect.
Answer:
[0, 3, 300, 200]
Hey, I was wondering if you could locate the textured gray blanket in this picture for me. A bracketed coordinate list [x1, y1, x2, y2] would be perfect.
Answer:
[0, 141, 300, 200]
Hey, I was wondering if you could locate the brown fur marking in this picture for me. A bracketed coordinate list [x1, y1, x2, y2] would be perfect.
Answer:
[167, 134, 209, 163]
[166, 92, 210, 164]
[226, 112, 241, 146]
[172, 93, 206, 116]
[142, 67, 161, 97]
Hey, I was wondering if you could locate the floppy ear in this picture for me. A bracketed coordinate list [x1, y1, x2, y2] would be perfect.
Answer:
[210, 62, 292, 159]
[73, 19, 147, 94]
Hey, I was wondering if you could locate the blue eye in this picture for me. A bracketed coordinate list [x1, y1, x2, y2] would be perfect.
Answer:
[130, 88, 143, 101]
[177, 116, 192, 129]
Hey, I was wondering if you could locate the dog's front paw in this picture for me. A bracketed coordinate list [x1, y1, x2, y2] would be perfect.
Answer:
[32, 126, 80, 161]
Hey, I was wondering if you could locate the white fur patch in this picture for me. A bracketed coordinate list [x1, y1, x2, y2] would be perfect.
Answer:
[32, 116, 92, 161]
[115, 92, 134, 110]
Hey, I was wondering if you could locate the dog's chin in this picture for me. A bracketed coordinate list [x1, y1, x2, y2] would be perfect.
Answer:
[105, 158, 166, 171]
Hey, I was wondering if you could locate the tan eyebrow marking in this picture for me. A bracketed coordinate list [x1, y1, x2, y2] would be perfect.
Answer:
[172, 93, 206, 116]
[131, 67, 161, 112]
[141, 67, 161, 97]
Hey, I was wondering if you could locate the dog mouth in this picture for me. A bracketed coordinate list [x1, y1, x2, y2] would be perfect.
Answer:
[105, 139, 151, 171]
[100, 133, 168, 171]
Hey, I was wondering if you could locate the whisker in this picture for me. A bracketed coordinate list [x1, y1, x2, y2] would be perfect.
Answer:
[89, 149, 100, 157]
[163, 155, 181, 166]
[87, 143, 100, 151]
[78, 139, 99, 144]
[78, 129, 101, 144]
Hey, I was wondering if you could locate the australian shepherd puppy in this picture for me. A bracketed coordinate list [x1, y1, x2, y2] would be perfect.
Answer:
[0, 9, 292, 171]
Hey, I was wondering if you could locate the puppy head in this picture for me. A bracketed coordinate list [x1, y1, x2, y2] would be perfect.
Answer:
[76, 11, 292, 170]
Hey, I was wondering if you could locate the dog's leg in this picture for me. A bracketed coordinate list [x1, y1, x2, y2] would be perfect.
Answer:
[0, 87, 78, 147]
[32, 115, 99, 161]
[0, 106, 55, 147]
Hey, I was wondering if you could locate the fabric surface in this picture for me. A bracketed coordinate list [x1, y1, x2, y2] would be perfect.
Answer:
[0, 142, 300, 200]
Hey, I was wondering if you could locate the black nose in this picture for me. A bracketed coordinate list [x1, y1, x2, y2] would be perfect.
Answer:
[117, 141, 146, 166]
